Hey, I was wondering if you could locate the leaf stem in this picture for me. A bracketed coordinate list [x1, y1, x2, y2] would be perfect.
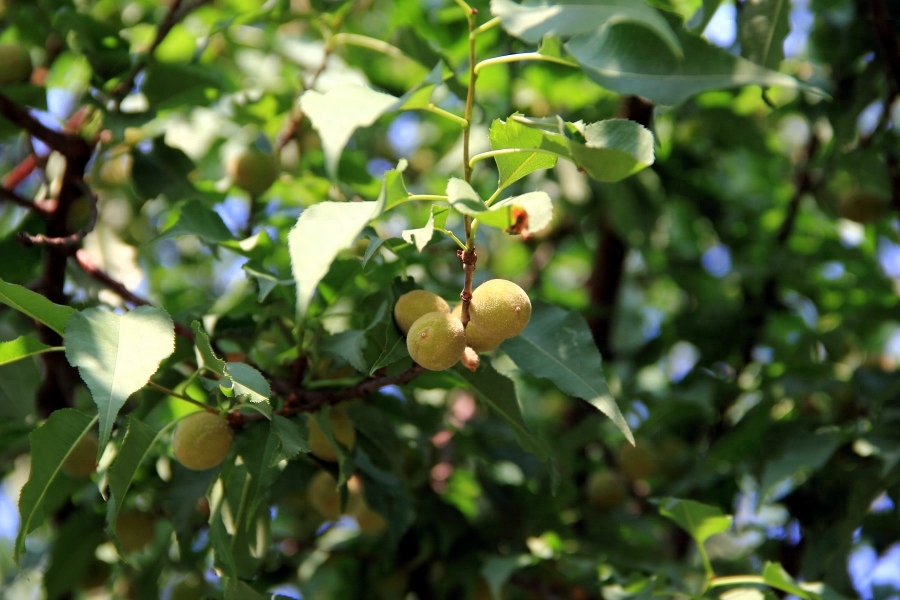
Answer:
[470, 147, 563, 169]
[708, 576, 766, 588]
[385, 193, 449, 212]
[474, 52, 579, 76]
[327, 32, 419, 65]
[147, 380, 216, 412]
[472, 16, 501, 37]
[435, 228, 467, 250]
[402, 104, 469, 127]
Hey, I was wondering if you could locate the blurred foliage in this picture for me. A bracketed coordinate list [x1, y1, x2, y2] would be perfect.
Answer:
[1, 0, 900, 599]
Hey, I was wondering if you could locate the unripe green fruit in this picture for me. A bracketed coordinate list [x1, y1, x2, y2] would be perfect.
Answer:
[838, 189, 886, 224]
[394, 290, 450, 334]
[0, 43, 32, 85]
[407, 311, 466, 371]
[228, 148, 278, 196]
[307, 470, 341, 519]
[469, 279, 531, 341]
[585, 470, 626, 511]
[307, 407, 356, 462]
[451, 304, 504, 352]
[172, 411, 234, 471]
[617, 441, 657, 482]
[62, 433, 98, 479]
[116, 509, 155, 554]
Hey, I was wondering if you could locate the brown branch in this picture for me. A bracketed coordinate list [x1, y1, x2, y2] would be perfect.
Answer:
[0, 92, 90, 159]
[0, 185, 47, 214]
[870, 0, 900, 99]
[16, 181, 97, 249]
[73, 249, 195, 341]
[2, 154, 38, 189]
[108, 0, 212, 106]
[457, 248, 477, 325]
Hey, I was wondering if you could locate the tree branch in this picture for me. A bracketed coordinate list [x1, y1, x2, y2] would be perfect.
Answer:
[0, 185, 47, 214]
[16, 181, 97, 249]
[870, 0, 900, 98]
[0, 92, 90, 159]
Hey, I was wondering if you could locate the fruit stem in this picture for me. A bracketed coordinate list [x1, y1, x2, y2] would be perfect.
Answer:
[459, 2, 479, 326]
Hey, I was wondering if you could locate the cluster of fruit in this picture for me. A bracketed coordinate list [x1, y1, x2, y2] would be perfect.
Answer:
[394, 279, 532, 371]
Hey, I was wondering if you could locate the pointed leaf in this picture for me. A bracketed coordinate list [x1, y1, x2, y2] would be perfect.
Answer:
[402, 207, 437, 252]
[0, 335, 57, 366]
[152, 200, 235, 244]
[321, 330, 368, 373]
[288, 200, 382, 319]
[270, 415, 310, 464]
[0, 277, 76, 336]
[501, 300, 632, 443]
[759, 429, 841, 501]
[447, 177, 488, 214]
[739, 0, 790, 70]
[566, 21, 816, 106]
[489, 117, 558, 190]
[566, 119, 655, 182]
[192, 321, 226, 376]
[224, 362, 271, 404]
[454, 357, 550, 460]
[760, 562, 814, 599]
[15, 409, 98, 565]
[65, 306, 175, 450]
[299, 85, 401, 179]
[491, 0, 682, 57]
[105, 416, 162, 554]
[658, 497, 733, 544]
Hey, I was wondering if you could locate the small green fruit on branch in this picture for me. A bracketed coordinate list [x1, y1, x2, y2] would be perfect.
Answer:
[172, 411, 234, 471]
[407, 311, 467, 371]
[228, 148, 279, 196]
[393, 290, 450, 334]
[0, 43, 32, 86]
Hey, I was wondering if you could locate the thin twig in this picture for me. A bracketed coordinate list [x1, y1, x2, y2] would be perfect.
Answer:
[73, 249, 195, 340]
[16, 181, 98, 249]
[0, 185, 46, 214]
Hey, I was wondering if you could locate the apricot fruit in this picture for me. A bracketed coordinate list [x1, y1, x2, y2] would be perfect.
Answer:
[307, 406, 356, 462]
[617, 441, 657, 482]
[228, 148, 278, 196]
[468, 279, 531, 340]
[0, 43, 32, 85]
[394, 290, 450, 334]
[307, 470, 341, 519]
[172, 411, 234, 471]
[585, 470, 626, 511]
[451, 303, 504, 352]
[115, 509, 155, 554]
[838, 189, 886, 224]
[407, 311, 466, 371]
[62, 433, 98, 479]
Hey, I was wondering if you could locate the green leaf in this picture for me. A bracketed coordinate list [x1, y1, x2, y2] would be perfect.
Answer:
[738, 0, 790, 70]
[566, 20, 815, 106]
[65, 306, 175, 451]
[321, 330, 368, 373]
[270, 415, 310, 464]
[566, 119, 655, 182]
[0, 277, 76, 336]
[130, 138, 197, 201]
[0, 360, 39, 421]
[489, 117, 559, 190]
[142, 62, 228, 109]
[687, 0, 724, 31]
[299, 85, 401, 179]
[44, 509, 106, 600]
[490, 0, 683, 58]
[501, 300, 633, 443]
[225, 579, 268, 600]
[288, 200, 383, 320]
[491, 191, 554, 235]
[759, 429, 841, 501]
[225, 362, 271, 404]
[402, 207, 438, 251]
[152, 200, 235, 244]
[0, 335, 57, 366]
[446, 178, 515, 229]
[192, 321, 226, 376]
[105, 416, 162, 554]
[761, 562, 814, 599]
[15, 409, 98, 565]
[454, 357, 550, 461]
[657, 497, 733, 544]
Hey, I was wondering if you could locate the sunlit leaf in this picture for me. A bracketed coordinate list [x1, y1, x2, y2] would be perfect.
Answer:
[0, 335, 57, 366]
[501, 300, 633, 443]
[489, 117, 558, 190]
[0, 277, 76, 336]
[761, 562, 814, 599]
[491, 191, 554, 235]
[658, 497, 733, 543]
[65, 306, 175, 450]
[289, 200, 383, 320]
[225, 362, 271, 404]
